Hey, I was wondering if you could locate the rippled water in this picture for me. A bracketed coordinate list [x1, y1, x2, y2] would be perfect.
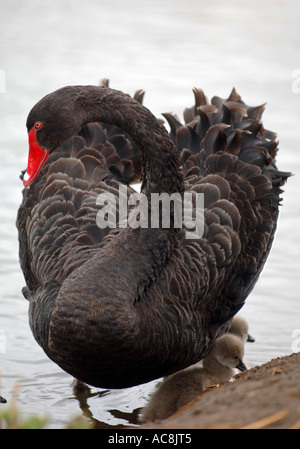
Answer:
[0, 0, 299, 428]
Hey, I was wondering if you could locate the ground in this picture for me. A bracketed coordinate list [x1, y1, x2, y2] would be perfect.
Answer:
[138, 352, 300, 429]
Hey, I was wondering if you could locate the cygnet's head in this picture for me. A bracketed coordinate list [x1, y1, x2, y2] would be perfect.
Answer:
[212, 334, 247, 372]
[229, 316, 255, 343]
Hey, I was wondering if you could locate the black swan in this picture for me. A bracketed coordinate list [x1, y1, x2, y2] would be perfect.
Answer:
[17, 83, 290, 388]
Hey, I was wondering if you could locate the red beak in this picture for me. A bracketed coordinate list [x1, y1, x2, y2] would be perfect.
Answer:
[23, 129, 49, 187]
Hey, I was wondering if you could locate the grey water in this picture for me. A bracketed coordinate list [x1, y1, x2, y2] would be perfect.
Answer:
[0, 0, 299, 428]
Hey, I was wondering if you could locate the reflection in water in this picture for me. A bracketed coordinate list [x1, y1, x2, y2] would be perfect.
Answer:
[72, 380, 141, 429]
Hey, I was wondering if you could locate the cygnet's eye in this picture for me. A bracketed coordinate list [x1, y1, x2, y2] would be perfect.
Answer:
[34, 121, 43, 130]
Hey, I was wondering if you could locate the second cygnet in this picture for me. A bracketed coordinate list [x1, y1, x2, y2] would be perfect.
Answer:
[228, 315, 255, 344]
[140, 333, 247, 423]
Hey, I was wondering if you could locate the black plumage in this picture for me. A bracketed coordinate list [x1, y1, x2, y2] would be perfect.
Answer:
[16, 83, 290, 388]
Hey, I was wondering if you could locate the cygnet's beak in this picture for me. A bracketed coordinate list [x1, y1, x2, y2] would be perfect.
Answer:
[247, 333, 255, 343]
[236, 360, 247, 372]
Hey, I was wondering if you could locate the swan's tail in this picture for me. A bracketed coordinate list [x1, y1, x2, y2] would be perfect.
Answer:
[163, 88, 291, 326]
[163, 88, 291, 200]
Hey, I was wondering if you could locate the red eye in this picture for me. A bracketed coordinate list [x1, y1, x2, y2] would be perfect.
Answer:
[34, 121, 42, 130]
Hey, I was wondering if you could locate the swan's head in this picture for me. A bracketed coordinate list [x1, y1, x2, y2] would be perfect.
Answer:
[23, 85, 100, 188]
[213, 334, 247, 372]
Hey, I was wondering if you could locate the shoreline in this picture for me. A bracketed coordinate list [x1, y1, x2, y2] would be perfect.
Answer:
[138, 352, 300, 429]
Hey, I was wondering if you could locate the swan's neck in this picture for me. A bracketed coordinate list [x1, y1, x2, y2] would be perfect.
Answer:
[70, 86, 184, 291]
[76, 86, 184, 196]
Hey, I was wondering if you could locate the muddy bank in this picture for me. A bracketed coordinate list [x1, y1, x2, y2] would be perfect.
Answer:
[138, 352, 300, 429]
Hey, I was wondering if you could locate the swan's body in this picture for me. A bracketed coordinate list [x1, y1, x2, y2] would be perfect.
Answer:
[140, 333, 246, 422]
[17, 83, 289, 388]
